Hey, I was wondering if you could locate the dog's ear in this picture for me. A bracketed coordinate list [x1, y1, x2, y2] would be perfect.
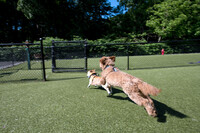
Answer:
[99, 56, 107, 65]
[109, 56, 116, 62]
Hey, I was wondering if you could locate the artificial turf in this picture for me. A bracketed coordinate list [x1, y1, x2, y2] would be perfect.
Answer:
[0, 65, 200, 132]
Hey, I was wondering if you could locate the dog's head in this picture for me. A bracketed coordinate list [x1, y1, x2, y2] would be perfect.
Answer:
[99, 56, 116, 70]
[87, 69, 96, 77]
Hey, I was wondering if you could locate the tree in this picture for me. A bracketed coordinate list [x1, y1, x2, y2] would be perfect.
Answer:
[106, 0, 164, 40]
[74, 0, 113, 39]
[0, 0, 38, 42]
[16, 0, 114, 40]
[146, 0, 200, 41]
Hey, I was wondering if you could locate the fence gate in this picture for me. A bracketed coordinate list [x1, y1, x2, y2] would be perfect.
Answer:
[51, 40, 87, 72]
[0, 38, 46, 82]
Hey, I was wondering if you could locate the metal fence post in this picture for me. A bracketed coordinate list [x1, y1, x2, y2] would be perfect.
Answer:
[40, 38, 46, 81]
[26, 45, 31, 70]
[127, 44, 129, 70]
[84, 40, 88, 71]
[11, 48, 14, 67]
[51, 40, 56, 72]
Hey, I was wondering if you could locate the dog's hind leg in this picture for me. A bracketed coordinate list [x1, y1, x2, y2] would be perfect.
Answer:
[130, 93, 156, 117]
[123, 87, 157, 117]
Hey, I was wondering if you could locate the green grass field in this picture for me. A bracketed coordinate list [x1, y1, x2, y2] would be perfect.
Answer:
[88, 53, 200, 70]
[0, 54, 200, 132]
[1, 66, 200, 132]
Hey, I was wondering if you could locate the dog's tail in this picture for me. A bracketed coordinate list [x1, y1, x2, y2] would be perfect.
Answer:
[138, 81, 161, 96]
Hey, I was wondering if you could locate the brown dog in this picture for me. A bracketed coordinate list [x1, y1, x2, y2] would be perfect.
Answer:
[87, 70, 112, 96]
[99, 56, 161, 117]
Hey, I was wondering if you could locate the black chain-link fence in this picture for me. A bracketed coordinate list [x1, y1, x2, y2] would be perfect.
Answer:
[1, 39, 199, 82]
[0, 41, 46, 82]
[49, 39, 200, 72]
[51, 41, 87, 72]
[87, 39, 200, 70]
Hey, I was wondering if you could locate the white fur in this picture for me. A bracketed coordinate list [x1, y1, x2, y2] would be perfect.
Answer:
[87, 70, 112, 96]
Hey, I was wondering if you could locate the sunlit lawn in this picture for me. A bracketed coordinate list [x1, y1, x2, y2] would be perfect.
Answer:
[1, 62, 200, 132]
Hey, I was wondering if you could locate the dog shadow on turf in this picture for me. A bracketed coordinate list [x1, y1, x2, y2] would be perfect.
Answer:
[94, 86, 188, 123]
[153, 99, 188, 122]
[93, 86, 128, 100]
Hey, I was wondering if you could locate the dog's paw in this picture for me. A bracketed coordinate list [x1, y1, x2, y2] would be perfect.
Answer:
[87, 85, 90, 88]
[107, 92, 113, 97]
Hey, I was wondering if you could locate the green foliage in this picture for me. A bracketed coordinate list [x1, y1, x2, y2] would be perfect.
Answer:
[32, 37, 200, 57]
[33, 37, 66, 46]
[17, 0, 43, 19]
[88, 33, 147, 45]
[146, 0, 200, 40]
[0, 0, 6, 2]
[16, 0, 114, 40]
[1, 0, 199, 42]
[108, 0, 164, 38]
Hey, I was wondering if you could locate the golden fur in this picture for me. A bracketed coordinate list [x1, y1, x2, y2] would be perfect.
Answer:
[99, 56, 161, 117]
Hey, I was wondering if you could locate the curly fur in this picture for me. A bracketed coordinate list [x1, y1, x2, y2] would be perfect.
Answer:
[99, 56, 161, 117]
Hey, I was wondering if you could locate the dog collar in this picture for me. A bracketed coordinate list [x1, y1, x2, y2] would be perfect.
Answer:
[104, 65, 117, 72]
[105, 65, 110, 69]
[88, 73, 97, 79]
